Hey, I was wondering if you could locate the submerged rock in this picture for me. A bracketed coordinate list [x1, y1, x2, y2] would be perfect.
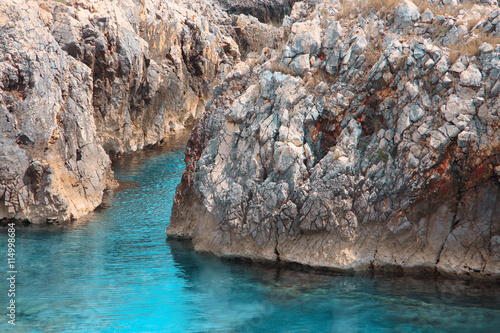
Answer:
[169, 0, 500, 279]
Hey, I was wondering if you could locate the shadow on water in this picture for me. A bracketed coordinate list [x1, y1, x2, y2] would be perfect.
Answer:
[167, 238, 500, 332]
[111, 131, 191, 172]
[100, 130, 192, 209]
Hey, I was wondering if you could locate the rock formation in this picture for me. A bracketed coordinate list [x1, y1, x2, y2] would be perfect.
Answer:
[0, 0, 282, 223]
[0, 0, 113, 223]
[1, 0, 499, 279]
[218, 0, 295, 24]
[169, 0, 500, 279]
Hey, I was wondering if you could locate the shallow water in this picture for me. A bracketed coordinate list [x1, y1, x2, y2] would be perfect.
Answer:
[1, 132, 500, 332]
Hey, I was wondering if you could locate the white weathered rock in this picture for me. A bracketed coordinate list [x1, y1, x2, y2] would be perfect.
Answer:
[442, 0, 458, 7]
[405, 81, 419, 99]
[439, 123, 461, 139]
[290, 20, 322, 55]
[386, 40, 404, 68]
[491, 80, 500, 97]
[442, 95, 475, 121]
[0, 0, 113, 223]
[0, 0, 274, 223]
[450, 60, 467, 73]
[429, 130, 450, 150]
[421, 8, 434, 23]
[323, 20, 343, 49]
[441, 72, 453, 85]
[443, 25, 468, 46]
[408, 104, 425, 122]
[479, 42, 494, 54]
[460, 64, 483, 87]
[394, 0, 421, 27]
[424, 58, 435, 69]
[413, 44, 426, 59]
[434, 56, 450, 74]
[342, 36, 368, 66]
[457, 130, 478, 147]
[259, 114, 279, 144]
[289, 54, 311, 75]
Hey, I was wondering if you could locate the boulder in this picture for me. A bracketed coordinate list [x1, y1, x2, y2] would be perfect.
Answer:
[460, 64, 483, 87]
[394, 0, 421, 27]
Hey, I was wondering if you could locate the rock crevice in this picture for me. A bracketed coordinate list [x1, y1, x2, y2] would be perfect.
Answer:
[0, 0, 281, 223]
[168, 0, 500, 279]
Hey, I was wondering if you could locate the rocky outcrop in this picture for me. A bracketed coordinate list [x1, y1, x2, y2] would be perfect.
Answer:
[0, 0, 113, 223]
[0, 0, 283, 223]
[169, 0, 500, 279]
[45, 0, 237, 155]
[222, 14, 284, 60]
[219, 0, 295, 24]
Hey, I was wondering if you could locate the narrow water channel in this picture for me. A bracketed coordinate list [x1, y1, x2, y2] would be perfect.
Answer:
[1, 131, 499, 332]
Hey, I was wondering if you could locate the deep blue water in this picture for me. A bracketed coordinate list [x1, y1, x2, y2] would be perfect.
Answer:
[1, 132, 500, 332]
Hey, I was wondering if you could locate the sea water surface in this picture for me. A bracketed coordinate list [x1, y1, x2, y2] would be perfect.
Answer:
[1, 132, 500, 332]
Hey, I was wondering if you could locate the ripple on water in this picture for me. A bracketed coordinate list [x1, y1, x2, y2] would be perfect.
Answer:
[1, 131, 500, 332]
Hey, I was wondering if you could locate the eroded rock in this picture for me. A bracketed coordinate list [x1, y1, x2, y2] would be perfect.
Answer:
[0, 0, 274, 223]
[169, 0, 500, 280]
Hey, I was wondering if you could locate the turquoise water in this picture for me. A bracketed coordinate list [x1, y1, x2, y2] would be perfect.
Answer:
[1, 133, 500, 332]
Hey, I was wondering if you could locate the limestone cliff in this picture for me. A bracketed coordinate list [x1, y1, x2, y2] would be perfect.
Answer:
[169, 0, 500, 279]
[0, 0, 112, 223]
[0, 0, 281, 223]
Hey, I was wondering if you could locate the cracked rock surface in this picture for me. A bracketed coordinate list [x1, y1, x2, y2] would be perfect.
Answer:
[218, 0, 295, 24]
[168, 0, 500, 279]
[0, 0, 281, 223]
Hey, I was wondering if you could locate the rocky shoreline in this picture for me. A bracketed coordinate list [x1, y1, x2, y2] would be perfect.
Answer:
[1, 0, 499, 280]
[168, 0, 500, 280]
[0, 0, 280, 223]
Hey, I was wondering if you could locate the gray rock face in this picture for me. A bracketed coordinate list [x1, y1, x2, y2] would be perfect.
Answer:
[219, 0, 295, 24]
[0, 0, 112, 223]
[222, 14, 283, 59]
[394, 0, 420, 27]
[169, 0, 500, 279]
[420, 8, 434, 23]
[56, 0, 238, 156]
[0, 0, 276, 223]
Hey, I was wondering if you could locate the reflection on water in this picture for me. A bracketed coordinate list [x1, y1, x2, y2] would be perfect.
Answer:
[1, 130, 499, 332]
[168, 239, 500, 333]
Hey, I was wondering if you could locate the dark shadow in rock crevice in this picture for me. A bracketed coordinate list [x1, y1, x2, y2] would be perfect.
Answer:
[219, 0, 297, 25]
